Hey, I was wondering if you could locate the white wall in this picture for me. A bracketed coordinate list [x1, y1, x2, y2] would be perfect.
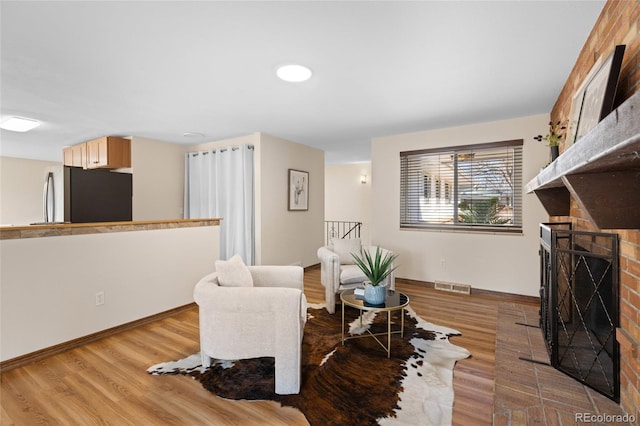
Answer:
[0, 225, 219, 361]
[258, 133, 324, 267]
[324, 163, 372, 245]
[130, 136, 186, 220]
[0, 156, 62, 226]
[371, 114, 550, 297]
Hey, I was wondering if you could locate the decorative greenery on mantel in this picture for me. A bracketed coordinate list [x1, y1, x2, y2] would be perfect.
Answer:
[525, 90, 640, 229]
[534, 120, 567, 147]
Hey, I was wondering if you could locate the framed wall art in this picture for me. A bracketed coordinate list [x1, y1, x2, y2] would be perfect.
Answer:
[565, 54, 601, 147]
[288, 169, 309, 211]
[566, 50, 605, 147]
[565, 90, 585, 148]
[574, 45, 625, 142]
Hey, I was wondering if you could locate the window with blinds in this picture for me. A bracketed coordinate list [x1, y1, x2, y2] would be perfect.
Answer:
[400, 140, 523, 232]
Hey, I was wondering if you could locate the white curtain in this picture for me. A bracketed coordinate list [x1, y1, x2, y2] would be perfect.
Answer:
[184, 145, 254, 264]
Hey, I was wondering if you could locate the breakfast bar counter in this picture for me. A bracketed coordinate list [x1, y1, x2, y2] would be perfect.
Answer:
[0, 218, 221, 240]
[1, 218, 220, 364]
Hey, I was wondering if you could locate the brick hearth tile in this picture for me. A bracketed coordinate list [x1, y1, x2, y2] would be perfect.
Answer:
[497, 380, 540, 397]
[554, 409, 579, 425]
[510, 409, 529, 425]
[494, 384, 541, 410]
[526, 406, 546, 424]
[586, 387, 629, 417]
[502, 376, 540, 393]
[496, 368, 538, 391]
[498, 369, 538, 384]
[492, 302, 632, 424]
[537, 380, 592, 403]
[535, 366, 589, 393]
[543, 407, 562, 426]
[530, 348, 550, 362]
[541, 397, 596, 413]
[537, 378, 593, 408]
[496, 347, 532, 361]
[492, 412, 509, 426]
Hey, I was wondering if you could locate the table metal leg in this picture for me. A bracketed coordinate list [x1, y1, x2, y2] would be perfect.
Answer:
[340, 291, 410, 358]
[341, 301, 345, 345]
[387, 311, 391, 358]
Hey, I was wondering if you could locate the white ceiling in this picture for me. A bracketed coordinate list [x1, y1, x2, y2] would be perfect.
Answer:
[1, 1, 604, 165]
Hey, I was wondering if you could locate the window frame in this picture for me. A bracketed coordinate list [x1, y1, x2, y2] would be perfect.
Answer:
[400, 139, 524, 234]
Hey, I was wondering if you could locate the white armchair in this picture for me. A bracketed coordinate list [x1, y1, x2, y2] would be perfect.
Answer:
[317, 239, 395, 314]
[193, 261, 307, 395]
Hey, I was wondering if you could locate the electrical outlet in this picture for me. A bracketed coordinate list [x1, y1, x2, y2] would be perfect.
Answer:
[95, 291, 105, 306]
[441, 259, 446, 269]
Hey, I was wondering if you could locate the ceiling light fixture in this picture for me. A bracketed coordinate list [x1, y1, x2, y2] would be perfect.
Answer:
[277, 64, 312, 82]
[183, 132, 204, 138]
[0, 116, 41, 132]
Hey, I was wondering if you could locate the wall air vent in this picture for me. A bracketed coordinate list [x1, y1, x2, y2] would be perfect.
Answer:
[434, 280, 471, 295]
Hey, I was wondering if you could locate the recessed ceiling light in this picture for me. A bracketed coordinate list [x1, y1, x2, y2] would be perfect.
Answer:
[277, 64, 312, 82]
[0, 116, 41, 132]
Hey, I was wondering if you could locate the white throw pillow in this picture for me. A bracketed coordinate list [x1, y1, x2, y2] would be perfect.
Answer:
[332, 238, 362, 265]
[340, 264, 368, 285]
[215, 254, 253, 287]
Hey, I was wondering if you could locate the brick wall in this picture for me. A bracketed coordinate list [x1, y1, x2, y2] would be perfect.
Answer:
[550, 0, 639, 419]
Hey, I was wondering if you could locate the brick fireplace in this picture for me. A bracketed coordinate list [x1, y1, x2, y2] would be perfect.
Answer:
[545, 0, 639, 419]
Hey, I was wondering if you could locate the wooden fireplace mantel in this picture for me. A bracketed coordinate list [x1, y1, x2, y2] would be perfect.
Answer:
[525, 90, 640, 229]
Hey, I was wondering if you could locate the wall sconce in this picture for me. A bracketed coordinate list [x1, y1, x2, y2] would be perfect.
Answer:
[361, 174, 368, 184]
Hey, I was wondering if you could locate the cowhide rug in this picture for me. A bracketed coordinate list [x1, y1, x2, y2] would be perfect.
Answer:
[147, 303, 470, 425]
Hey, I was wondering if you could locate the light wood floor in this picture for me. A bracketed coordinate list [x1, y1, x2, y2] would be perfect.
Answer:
[1, 267, 537, 425]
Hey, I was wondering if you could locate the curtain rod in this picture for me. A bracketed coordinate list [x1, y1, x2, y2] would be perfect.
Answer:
[188, 145, 254, 157]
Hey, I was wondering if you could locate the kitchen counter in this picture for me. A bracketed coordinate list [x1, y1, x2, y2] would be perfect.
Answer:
[0, 218, 221, 240]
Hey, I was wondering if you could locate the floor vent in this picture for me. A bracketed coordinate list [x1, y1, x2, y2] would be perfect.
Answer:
[434, 280, 471, 295]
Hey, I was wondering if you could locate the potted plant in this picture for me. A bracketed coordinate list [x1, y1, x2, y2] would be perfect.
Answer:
[351, 246, 398, 305]
[534, 120, 567, 161]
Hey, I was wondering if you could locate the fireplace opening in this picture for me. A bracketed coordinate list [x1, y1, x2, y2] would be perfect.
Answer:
[539, 223, 620, 401]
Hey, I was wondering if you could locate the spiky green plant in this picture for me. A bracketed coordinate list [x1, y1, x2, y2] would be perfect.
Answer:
[351, 246, 398, 287]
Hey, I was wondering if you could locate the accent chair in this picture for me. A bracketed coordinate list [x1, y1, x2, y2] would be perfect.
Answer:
[317, 239, 395, 314]
[193, 255, 307, 395]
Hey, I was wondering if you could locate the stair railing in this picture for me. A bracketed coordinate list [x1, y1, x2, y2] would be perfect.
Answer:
[324, 221, 362, 245]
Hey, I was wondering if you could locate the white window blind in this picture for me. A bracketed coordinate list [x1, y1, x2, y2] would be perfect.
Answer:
[400, 140, 523, 232]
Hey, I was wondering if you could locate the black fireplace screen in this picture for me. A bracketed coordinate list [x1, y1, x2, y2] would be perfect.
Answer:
[539, 223, 619, 401]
